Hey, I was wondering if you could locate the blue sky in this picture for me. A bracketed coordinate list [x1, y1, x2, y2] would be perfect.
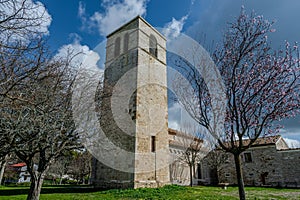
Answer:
[40, 0, 194, 50]
[35, 0, 300, 144]
[40, 0, 300, 51]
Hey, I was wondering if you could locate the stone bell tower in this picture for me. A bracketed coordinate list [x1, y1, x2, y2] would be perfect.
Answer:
[92, 16, 170, 189]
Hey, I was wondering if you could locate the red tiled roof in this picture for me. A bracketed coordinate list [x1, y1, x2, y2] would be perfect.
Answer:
[168, 128, 203, 142]
[11, 162, 26, 167]
[222, 135, 282, 148]
[243, 135, 281, 146]
[278, 147, 300, 151]
[169, 140, 185, 147]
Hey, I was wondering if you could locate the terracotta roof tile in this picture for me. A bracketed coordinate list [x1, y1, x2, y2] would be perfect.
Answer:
[222, 135, 282, 148]
[11, 162, 26, 167]
[243, 135, 281, 146]
[168, 128, 203, 142]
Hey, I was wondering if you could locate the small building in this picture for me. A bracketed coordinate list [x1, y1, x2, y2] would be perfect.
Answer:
[168, 128, 208, 185]
[8, 162, 33, 183]
[201, 135, 300, 187]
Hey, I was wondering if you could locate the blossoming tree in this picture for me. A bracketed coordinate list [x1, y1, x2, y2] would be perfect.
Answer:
[174, 8, 300, 200]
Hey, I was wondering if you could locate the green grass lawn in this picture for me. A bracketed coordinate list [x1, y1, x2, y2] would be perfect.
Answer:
[0, 185, 299, 200]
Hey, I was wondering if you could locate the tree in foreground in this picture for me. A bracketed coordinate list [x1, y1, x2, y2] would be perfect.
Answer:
[0, 0, 50, 185]
[1, 44, 82, 200]
[174, 8, 300, 200]
[0, 1, 90, 199]
[0, 39, 50, 187]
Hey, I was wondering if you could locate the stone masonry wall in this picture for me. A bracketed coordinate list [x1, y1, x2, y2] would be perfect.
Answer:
[202, 144, 300, 187]
[133, 17, 169, 188]
[92, 16, 170, 189]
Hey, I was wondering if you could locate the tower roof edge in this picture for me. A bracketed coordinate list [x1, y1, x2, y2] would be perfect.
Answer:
[106, 15, 166, 41]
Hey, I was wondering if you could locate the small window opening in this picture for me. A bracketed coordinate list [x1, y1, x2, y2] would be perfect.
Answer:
[123, 33, 129, 52]
[114, 37, 121, 57]
[151, 136, 156, 152]
[244, 152, 253, 163]
[149, 34, 157, 57]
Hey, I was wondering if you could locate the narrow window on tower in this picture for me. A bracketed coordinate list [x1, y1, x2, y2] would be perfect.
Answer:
[123, 33, 129, 52]
[114, 37, 121, 57]
[151, 136, 156, 152]
[149, 34, 157, 57]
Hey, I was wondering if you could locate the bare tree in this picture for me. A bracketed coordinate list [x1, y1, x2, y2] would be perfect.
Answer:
[0, 0, 51, 47]
[68, 150, 92, 184]
[0, 3, 91, 199]
[0, 33, 100, 198]
[0, 155, 8, 185]
[0, 0, 51, 177]
[47, 150, 92, 185]
[173, 8, 300, 200]
[0, 38, 49, 186]
[47, 152, 73, 185]
[1, 45, 83, 200]
[171, 125, 206, 187]
[0, 112, 11, 185]
[202, 145, 229, 184]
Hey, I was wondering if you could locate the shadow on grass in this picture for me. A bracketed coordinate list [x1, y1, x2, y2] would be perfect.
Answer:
[0, 186, 101, 196]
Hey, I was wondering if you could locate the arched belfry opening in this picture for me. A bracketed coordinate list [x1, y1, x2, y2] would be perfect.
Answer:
[149, 34, 158, 57]
[114, 37, 121, 57]
[123, 32, 129, 53]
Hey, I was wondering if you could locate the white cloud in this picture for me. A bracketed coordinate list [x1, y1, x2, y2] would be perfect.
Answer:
[78, 1, 86, 18]
[283, 138, 300, 148]
[168, 101, 200, 132]
[163, 15, 188, 39]
[55, 35, 100, 71]
[279, 127, 300, 141]
[79, 0, 148, 37]
[68, 33, 82, 44]
[168, 102, 182, 130]
[0, 0, 52, 42]
[78, 2, 87, 28]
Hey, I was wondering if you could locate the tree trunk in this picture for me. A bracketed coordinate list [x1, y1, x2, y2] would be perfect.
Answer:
[27, 172, 44, 200]
[59, 174, 63, 185]
[193, 164, 196, 178]
[87, 175, 91, 185]
[189, 165, 193, 187]
[234, 154, 246, 200]
[0, 157, 7, 185]
[216, 168, 220, 184]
